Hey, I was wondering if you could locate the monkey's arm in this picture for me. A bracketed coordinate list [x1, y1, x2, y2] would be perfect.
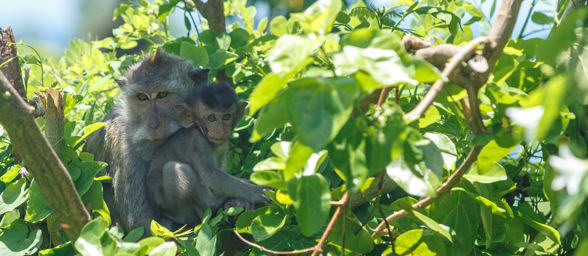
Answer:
[184, 132, 269, 205]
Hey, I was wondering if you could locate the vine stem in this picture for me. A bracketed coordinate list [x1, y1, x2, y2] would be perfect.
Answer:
[372, 144, 483, 237]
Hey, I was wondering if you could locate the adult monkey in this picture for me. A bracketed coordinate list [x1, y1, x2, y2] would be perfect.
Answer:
[84, 48, 209, 232]
[146, 83, 269, 230]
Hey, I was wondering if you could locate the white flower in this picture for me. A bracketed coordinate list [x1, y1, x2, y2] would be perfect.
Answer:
[549, 145, 588, 195]
[505, 106, 544, 142]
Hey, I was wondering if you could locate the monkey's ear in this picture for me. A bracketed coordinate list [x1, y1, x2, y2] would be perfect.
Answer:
[189, 68, 210, 86]
[114, 77, 128, 87]
[175, 103, 194, 129]
[236, 101, 248, 122]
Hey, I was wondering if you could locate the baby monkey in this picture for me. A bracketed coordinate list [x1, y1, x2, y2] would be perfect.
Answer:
[146, 83, 269, 229]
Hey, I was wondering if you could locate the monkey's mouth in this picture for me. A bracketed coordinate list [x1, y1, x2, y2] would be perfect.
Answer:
[208, 137, 228, 146]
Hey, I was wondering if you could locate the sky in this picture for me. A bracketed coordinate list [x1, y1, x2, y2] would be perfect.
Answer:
[0, 0, 555, 58]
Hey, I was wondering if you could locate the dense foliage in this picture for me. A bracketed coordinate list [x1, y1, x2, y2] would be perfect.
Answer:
[1, 0, 587, 255]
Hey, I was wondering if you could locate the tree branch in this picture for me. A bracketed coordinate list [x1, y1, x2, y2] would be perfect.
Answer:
[0, 26, 26, 99]
[372, 144, 483, 237]
[405, 37, 491, 122]
[0, 71, 91, 241]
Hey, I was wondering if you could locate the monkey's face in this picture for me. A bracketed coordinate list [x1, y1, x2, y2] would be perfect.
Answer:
[196, 102, 236, 146]
[132, 88, 179, 141]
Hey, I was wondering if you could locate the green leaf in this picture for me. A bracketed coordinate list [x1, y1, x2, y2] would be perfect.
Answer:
[531, 11, 552, 25]
[235, 210, 261, 233]
[195, 224, 217, 256]
[216, 33, 231, 51]
[180, 42, 209, 68]
[252, 157, 286, 171]
[0, 165, 20, 183]
[392, 229, 446, 256]
[284, 142, 314, 179]
[149, 242, 177, 256]
[431, 190, 479, 256]
[562, 28, 588, 104]
[267, 35, 317, 75]
[248, 73, 288, 115]
[0, 178, 28, 215]
[250, 214, 286, 241]
[137, 237, 166, 254]
[0, 224, 42, 256]
[123, 226, 144, 242]
[477, 137, 521, 174]
[327, 119, 369, 192]
[81, 181, 111, 223]
[255, 77, 358, 151]
[418, 106, 440, 128]
[537, 8, 588, 67]
[464, 162, 508, 183]
[162, 37, 196, 55]
[229, 28, 250, 48]
[68, 161, 107, 196]
[271, 141, 291, 160]
[0, 209, 20, 228]
[333, 45, 416, 87]
[409, 210, 452, 242]
[290, 0, 342, 35]
[288, 78, 358, 151]
[250, 170, 288, 190]
[74, 217, 110, 255]
[269, 16, 289, 37]
[38, 242, 75, 256]
[25, 181, 51, 223]
[327, 215, 374, 254]
[515, 205, 561, 244]
[150, 220, 175, 240]
[424, 133, 457, 170]
[365, 105, 407, 174]
[288, 174, 331, 236]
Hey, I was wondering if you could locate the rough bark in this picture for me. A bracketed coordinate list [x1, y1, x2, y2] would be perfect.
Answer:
[193, 0, 226, 34]
[1, 26, 26, 164]
[0, 26, 26, 99]
[0, 71, 91, 241]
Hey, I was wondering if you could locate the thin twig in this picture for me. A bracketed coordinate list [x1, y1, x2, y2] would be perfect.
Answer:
[233, 231, 315, 255]
[311, 192, 350, 256]
[372, 144, 483, 237]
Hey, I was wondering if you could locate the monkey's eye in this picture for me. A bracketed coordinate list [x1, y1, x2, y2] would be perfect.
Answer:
[207, 116, 217, 122]
[222, 114, 232, 121]
[157, 91, 169, 99]
[137, 93, 149, 101]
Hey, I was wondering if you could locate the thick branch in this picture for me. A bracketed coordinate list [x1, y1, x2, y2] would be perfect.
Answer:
[0, 26, 25, 99]
[0, 71, 91, 241]
[372, 144, 483, 237]
[405, 37, 491, 122]
[471, 0, 522, 90]
[192, 0, 226, 34]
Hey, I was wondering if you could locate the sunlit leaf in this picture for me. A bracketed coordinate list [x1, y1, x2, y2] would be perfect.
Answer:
[290, 0, 342, 35]
[195, 224, 217, 256]
[251, 214, 286, 241]
[392, 229, 446, 256]
[465, 162, 508, 183]
[288, 174, 331, 236]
